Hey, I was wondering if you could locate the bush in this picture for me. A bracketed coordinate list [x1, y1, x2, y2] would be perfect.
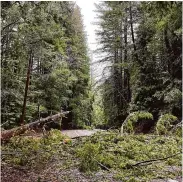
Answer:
[156, 114, 178, 135]
[121, 111, 153, 134]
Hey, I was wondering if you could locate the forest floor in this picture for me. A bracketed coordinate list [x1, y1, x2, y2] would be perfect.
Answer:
[1, 130, 182, 182]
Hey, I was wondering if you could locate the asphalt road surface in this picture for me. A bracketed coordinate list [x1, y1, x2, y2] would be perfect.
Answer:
[61, 129, 101, 138]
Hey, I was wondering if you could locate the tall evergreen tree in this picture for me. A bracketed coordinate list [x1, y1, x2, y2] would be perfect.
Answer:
[1, 2, 92, 129]
[95, 1, 182, 128]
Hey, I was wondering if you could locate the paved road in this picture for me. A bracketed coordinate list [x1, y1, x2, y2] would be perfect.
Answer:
[61, 129, 101, 138]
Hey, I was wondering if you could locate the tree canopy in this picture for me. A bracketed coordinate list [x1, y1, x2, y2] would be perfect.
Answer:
[94, 1, 182, 128]
[1, 1, 92, 129]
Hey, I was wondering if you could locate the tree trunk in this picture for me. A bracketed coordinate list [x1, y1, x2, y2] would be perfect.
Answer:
[1, 111, 70, 141]
[20, 51, 33, 125]
[123, 7, 131, 103]
[129, 2, 138, 62]
[164, 28, 172, 76]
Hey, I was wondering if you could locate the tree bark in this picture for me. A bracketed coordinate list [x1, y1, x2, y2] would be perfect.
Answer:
[124, 7, 131, 102]
[1, 111, 70, 141]
[125, 152, 181, 168]
[129, 2, 138, 62]
[20, 51, 33, 125]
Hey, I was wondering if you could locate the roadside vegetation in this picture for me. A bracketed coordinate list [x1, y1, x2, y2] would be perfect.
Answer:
[1, 1, 182, 182]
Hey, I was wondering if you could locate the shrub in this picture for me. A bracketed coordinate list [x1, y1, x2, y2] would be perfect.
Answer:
[156, 114, 178, 135]
[121, 111, 153, 134]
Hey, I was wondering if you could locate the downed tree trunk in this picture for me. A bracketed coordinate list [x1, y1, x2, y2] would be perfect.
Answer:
[1, 111, 70, 141]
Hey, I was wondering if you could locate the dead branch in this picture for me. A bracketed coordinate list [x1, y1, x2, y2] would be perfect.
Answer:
[93, 158, 113, 172]
[125, 152, 181, 168]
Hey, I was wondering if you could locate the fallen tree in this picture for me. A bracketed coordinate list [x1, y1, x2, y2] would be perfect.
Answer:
[1, 111, 70, 141]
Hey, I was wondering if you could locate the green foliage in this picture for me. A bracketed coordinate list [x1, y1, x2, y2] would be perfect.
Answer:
[121, 111, 153, 134]
[2, 129, 68, 169]
[44, 129, 67, 144]
[132, 1, 182, 120]
[156, 114, 178, 135]
[77, 142, 100, 172]
[76, 131, 181, 181]
[92, 91, 107, 128]
[164, 88, 182, 104]
[1, 2, 92, 128]
[2, 130, 182, 181]
[172, 122, 182, 137]
[95, 1, 182, 128]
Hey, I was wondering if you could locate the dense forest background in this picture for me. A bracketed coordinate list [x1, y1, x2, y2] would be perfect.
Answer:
[1, 1, 182, 132]
[94, 1, 182, 130]
[1, 2, 182, 181]
[1, 1, 92, 129]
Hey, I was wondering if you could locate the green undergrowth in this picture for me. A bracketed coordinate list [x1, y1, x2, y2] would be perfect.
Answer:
[1, 129, 72, 169]
[1, 130, 182, 181]
[76, 131, 182, 181]
[156, 114, 178, 135]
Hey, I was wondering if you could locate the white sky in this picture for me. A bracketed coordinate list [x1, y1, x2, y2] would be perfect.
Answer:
[76, 0, 97, 51]
[76, 1, 107, 84]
